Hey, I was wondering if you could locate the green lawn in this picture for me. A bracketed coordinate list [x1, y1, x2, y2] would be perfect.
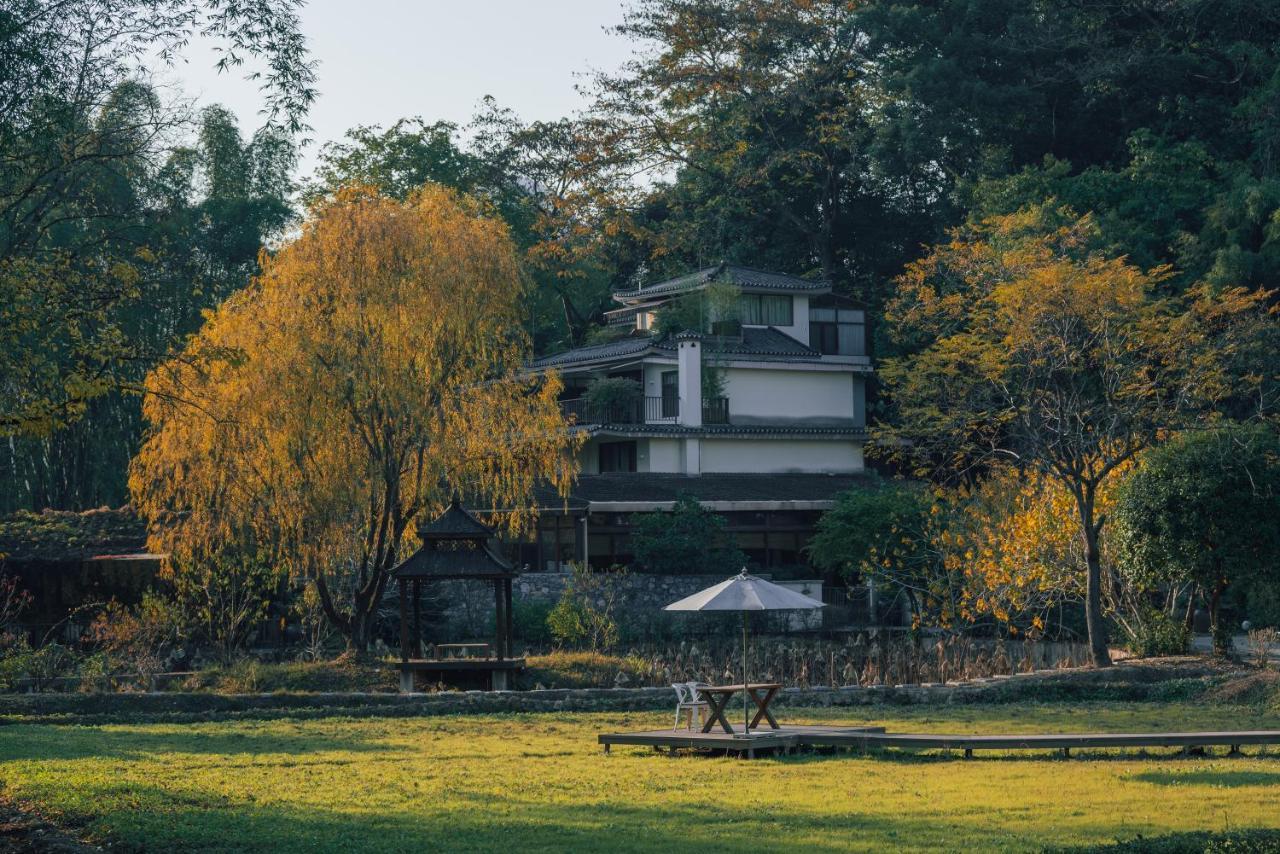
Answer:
[2, 702, 1280, 852]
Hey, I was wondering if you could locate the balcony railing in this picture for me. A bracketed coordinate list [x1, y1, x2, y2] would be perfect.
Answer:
[560, 396, 676, 425]
[702, 396, 729, 425]
[559, 395, 730, 426]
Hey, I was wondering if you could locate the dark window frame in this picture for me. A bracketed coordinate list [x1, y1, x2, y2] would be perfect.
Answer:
[660, 370, 678, 418]
[598, 441, 638, 473]
[739, 293, 793, 326]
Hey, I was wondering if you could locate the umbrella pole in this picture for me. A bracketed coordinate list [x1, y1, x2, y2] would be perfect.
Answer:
[742, 610, 749, 736]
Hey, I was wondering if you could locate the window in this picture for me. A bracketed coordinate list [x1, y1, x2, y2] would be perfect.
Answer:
[660, 370, 678, 418]
[588, 533, 633, 568]
[809, 306, 865, 356]
[736, 531, 767, 568]
[537, 514, 579, 571]
[598, 441, 637, 473]
[767, 532, 803, 568]
[739, 293, 793, 326]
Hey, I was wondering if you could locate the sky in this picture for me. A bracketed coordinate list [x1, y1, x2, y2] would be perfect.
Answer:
[171, 0, 634, 178]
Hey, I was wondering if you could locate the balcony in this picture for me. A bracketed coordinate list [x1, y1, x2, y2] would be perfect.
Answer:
[559, 396, 729, 426]
[702, 397, 729, 425]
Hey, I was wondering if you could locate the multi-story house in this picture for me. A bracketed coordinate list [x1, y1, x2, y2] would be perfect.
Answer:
[517, 263, 872, 575]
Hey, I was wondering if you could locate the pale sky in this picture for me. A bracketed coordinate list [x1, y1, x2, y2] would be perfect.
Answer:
[171, 0, 633, 178]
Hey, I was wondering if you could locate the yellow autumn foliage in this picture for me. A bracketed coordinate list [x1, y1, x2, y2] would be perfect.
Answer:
[942, 463, 1127, 636]
[129, 184, 580, 645]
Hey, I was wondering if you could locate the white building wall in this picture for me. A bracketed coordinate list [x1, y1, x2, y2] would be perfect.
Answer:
[645, 438, 683, 473]
[700, 439, 863, 474]
[641, 361, 674, 398]
[721, 367, 855, 425]
[762, 294, 810, 347]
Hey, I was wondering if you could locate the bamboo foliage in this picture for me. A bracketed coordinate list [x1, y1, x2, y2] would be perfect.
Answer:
[130, 185, 580, 648]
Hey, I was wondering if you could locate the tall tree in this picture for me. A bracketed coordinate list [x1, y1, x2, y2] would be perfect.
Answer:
[130, 185, 579, 649]
[862, 0, 1280, 292]
[0, 0, 315, 437]
[0, 104, 296, 513]
[878, 207, 1277, 665]
[306, 106, 645, 353]
[590, 0, 937, 308]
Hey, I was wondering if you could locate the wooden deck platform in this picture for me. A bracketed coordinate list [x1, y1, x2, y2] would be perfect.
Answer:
[598, 725, 888, 758]
[598, 724, 1280, 759]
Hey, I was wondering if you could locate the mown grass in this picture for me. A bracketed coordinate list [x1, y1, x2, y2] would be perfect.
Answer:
[2, 702, 1280, 852]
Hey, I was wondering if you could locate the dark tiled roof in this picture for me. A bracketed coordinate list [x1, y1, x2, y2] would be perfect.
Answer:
[0, 507, 148, 562]
[528, 336, 656, 370]
[584, 423, 864, 438]
[418, 498, 495, 539]
[614, 263, 829, 300]
[392, 541, 515, 579]
[531, 326, 822, 371]
[657, 327, 819, 361]
[538, 473, 874, 505]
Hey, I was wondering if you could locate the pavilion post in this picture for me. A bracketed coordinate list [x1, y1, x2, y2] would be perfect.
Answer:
[398, 578, 410, 662]
[412, 579, 422, 658]
[493, 579, 506, 660]
[504, 578, 514, 657]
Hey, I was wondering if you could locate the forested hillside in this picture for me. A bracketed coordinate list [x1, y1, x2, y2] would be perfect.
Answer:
[5, 0, 1280, 513]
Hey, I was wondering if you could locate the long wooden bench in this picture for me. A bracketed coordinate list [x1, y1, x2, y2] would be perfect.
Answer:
[597, 725, 1280, 759]
[834, 730, 1280, 758]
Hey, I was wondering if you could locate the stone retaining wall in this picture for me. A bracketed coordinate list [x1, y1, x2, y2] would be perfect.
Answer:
[0, 661, 1225, 723]
[440, 571, 823, 637]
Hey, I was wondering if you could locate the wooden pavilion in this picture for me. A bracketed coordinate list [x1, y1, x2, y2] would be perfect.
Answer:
[391, 498, 523, 692]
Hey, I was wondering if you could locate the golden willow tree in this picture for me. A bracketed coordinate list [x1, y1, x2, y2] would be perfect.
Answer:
[130, 185, 579, 650]
[880, 207, 1277, 667]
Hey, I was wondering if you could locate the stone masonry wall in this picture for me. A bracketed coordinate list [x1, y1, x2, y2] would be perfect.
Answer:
[0, 660, 1226, 723]
[437, 572, 823, 638]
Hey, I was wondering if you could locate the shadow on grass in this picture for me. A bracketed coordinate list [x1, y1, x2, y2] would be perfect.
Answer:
[1129, 769, 1280, 788]
[20, 779, 1038, 854]
[0, 726, 392, 763]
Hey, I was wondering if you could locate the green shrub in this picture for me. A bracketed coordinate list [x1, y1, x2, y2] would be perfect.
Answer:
[631, 493, 745, 575]
[512, 601, 554, 646]
[32, 643, 75, 682]
[1123, 608, 1190, 658]
[584, 377, 642, 416]
[1244, 579, 1280, 629]
[87, 592, 183, 676]
[547, 564, 624, 651]
[0, 635, 33, 691]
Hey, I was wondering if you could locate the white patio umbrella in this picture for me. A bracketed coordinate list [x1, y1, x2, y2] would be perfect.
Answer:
[664, 569, 824, 737]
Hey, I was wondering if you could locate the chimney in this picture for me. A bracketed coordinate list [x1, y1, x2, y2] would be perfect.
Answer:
[676, 330, 702, 427]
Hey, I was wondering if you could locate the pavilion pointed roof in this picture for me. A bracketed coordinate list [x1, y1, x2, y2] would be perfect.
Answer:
[418, 496, 496, 539]
[392, 497, 515, 580]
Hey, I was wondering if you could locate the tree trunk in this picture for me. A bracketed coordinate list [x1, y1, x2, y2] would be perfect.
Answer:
[1079, 504, 1112, 667]
[1085, 535, 1105, 665]
[1209, 579, 1228, 657]
[348, 610, 372, 653]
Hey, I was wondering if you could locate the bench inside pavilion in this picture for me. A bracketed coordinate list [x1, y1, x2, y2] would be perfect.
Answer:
[391, 498, 522, 691]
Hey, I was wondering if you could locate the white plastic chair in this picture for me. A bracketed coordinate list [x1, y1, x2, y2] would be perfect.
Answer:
[672, 681, 709, 730]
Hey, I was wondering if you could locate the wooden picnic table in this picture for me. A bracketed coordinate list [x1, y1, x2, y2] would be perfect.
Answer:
[696, 683, 783, 734]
